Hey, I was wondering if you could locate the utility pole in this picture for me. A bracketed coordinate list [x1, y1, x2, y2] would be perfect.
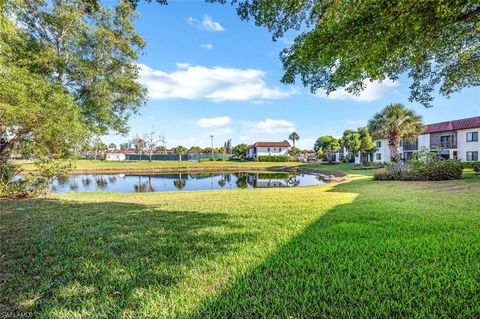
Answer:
[210, 135, 214, 160]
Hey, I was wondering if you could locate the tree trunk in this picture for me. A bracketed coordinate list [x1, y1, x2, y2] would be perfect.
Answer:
[0, 139, 12, 164]
[388, 137, 401, 163]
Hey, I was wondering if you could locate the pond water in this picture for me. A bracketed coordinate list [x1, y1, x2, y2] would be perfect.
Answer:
[51, 172, 326, 193]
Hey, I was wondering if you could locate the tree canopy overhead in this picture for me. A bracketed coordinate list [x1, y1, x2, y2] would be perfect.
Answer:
[215, 0, 479, 107]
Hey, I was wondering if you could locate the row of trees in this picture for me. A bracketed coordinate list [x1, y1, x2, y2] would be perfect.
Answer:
[314, 103, 424, 163]
[314, 128, 375, 162]
[84, 133, 251, 160]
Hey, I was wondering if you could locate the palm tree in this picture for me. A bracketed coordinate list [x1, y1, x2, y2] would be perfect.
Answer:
[368, 103, 424, 163]
[288, 131, 300, 148]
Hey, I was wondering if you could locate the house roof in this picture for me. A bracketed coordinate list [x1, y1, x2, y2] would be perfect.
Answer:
[251, 141, 291, 147]
[423, 116, 480, 134]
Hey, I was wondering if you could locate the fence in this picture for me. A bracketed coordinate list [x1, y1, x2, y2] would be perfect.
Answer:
[123, 153, 232, 161]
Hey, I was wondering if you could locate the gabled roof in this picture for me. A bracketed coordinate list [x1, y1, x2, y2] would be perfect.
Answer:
[251, 141, 291, 147]
[424, 116, 480, 134]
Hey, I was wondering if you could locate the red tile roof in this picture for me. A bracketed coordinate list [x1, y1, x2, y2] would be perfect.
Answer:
[251, 141, 291, 147]
[424, 116, 480, 134]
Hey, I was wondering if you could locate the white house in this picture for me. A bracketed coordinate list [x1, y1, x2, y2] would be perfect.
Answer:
[246, 141, 291, 160]
[106, 152, 127, 161]
[372, 116, 480, 163]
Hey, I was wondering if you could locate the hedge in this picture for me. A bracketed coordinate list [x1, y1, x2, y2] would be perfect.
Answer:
[374, 160, 463, 181]
[257, 156, 290, 162]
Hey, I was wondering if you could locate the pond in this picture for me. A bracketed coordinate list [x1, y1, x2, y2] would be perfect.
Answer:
[51, 172, 326, 193]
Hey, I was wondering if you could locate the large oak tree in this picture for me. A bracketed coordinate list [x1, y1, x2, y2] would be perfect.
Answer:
[0, 0, 146, 163]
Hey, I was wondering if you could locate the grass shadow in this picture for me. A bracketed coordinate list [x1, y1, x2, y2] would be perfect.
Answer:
[1, 198, 257, 318]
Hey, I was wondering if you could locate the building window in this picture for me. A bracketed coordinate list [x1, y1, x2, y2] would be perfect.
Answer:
[267, 147, 270, 152]
[376, 141, 381, 148]
[466, 151, 478, 161]
[376, 153, 381, 161]
[467, 132, 478, 142]
[279, 148, 282, 152]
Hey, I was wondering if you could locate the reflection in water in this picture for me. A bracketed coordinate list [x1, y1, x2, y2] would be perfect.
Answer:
[173, 179, 187, 190]
[134, 176, 156, 192]
[234, 173, 249, 189]
[218, 178, 227, 187]
[95, 177, 108, 190]
[82, 178, 92, 187]
[51, 172, 325, 193]
[56, 175, 69, 186]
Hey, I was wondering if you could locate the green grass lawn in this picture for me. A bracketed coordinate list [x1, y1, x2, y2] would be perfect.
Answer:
[1, 165, 480, 318]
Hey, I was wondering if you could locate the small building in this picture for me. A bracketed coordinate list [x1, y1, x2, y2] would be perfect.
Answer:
[246, 141, 291, 160]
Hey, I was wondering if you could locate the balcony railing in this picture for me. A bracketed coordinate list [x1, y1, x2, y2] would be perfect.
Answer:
[430, 141, 457, 149]
[402, 142, 418, 151]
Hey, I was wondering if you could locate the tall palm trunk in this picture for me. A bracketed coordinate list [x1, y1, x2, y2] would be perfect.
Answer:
[388, 133, 401, 163]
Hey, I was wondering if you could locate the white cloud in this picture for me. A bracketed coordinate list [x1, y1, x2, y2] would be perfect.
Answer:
[201, 43, 213, 50]
[315, 79, 399, 102]
[176, 62, 191, 69]
[244, 118, 296, 134]
[187, 15, 225, 32]
[196, 116, 231, 128]
[138, 63, 294, 102]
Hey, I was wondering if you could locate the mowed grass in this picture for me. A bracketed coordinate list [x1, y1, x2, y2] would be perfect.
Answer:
[1, 165, 480, 318]
[17, 159, 298, 173]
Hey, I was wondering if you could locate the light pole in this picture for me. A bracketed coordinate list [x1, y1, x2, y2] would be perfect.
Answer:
[210, 135, 214, 160]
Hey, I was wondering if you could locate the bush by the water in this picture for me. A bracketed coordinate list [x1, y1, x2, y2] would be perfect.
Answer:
[374, 159, 463, 181]
[0, 159, 71, 198]
[257, 156, 290, 162]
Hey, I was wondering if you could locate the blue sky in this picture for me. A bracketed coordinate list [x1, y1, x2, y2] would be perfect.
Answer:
[104, 1, 480, 149]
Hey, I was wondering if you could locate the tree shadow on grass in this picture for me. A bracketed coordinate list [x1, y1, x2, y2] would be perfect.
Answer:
[0, 198, 257, 318]
[192, 179, 480, 318]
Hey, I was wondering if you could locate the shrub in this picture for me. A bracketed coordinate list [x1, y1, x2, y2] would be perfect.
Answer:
[257, 156, 290, 162]
[374, 160, 463, 181]
[0, 159, 71, 198]
[373, 170, 394, 180]
[472, 161, 480, 173]
[0, 163, 44, 198]
[423, 160, 462, 180]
